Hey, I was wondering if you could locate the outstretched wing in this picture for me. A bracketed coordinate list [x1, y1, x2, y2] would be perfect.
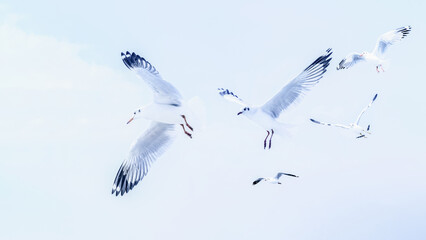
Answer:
[252, 178, 265, 185]
[336, 53, 366, 70]
[112, 122, 176, 196]
[310, 118, 350, 129]
[217, 88, 247, 106]
[275, 172, 299, 179]
[122, 51, 183, 106]
[372, 26, 412, 58]
[261, 49, 333, 118]
[356, 94, 378, 125]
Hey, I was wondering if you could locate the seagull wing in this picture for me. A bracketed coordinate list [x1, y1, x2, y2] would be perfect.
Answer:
[310, 118, 350, 129]
[112, 122, 176, 196]
[261, 49, 332, 118]
[252, 178, 265, 185]
[356, 94, 378, 125]
[336, 53, 365, 70]
[217, 88, 247, 106]
[275, 172, 299, 179]
[122, 51, 183, 106]
[372, 26, 412, 58]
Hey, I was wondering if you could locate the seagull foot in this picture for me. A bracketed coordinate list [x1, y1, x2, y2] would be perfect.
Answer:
[268, 129, 274, 149]
[180, 124, 192, 139]
[264, 130, 270, 149]
[181, 115, 193, 131]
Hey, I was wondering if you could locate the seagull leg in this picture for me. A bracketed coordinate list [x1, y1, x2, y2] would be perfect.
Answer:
[380, 64, 385, 72]
[264, 130, 270, 149]
[181, 115, 193, 131]
[376, 66, 380, 73]
[268, 129, 274, 149]
[180, 124, 192, 138]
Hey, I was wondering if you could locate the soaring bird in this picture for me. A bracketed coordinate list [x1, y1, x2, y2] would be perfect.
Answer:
[336, 26, 412, 72]
[310, 94, 378, 139]
[112, 52, 194, 196]
[218, 49, 332, 149]
[252, 172, 299, 185]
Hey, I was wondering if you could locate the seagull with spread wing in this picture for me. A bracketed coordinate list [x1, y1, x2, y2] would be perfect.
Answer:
[310, 94, 378, 139]
[111, 52, 194, 196]
[252, 172, 299, 185]
[336, 26, 412, 72]
[218, 49, 332, 149]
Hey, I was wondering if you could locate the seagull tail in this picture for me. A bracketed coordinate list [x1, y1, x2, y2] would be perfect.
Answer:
[274, 122, 295, 139]
[183, 96, 206, 135]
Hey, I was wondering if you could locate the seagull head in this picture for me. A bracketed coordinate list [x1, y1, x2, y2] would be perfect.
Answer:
[237, 107, 251, 116]
[127, 108, 142, 124]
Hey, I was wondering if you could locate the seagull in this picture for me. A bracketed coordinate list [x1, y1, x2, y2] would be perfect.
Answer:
[336, 26, 412, 72]
[218, 49, 333, 149]
[310, 94, 378, 139]
[111, 51, 194, 196]
[252, 172, 299, 185]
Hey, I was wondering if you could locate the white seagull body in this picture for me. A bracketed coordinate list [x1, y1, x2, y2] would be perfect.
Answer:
[112, 52, 194, 196]
[252, 172, 299, 185]
[219, 49, 333, 149]
[310, 94, 378, 139]
[337, 26, 412, 72]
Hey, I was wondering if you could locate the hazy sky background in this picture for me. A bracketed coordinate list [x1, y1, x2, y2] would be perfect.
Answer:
[1, 1, 425, 239]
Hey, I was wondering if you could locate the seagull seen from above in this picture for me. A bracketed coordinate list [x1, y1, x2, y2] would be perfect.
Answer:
[252, 172, 299, 185]
[111, 52, 194, 196]
[336, 26, 412, 73]
[218, 48, 333, 149]
[310, 93, 378, 139]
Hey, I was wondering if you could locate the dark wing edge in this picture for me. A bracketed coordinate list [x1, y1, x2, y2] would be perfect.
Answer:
[262, 48, 333, 118]
[396, 26, 412, 39]
[111, 123, 176, 196]
[252, 178, 264, 185]
[121, 51, 159, 76]
[276, 172, 299, 179]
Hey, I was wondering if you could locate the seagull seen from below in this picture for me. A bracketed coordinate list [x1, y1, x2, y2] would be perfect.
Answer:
[310, 94, 378, 139]
[252, 172, 299, 185]
[218, 48, 333, 149]
[112, 52, 194, 196]
[336, 26, 412, 72]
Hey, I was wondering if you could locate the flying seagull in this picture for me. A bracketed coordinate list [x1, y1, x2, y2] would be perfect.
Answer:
[310, 94, 378, 139]
[218, 49, 333, 149]
[336, 26, 412, 72]
[252, 172, 299, 185]
[112, 52, 194, 196]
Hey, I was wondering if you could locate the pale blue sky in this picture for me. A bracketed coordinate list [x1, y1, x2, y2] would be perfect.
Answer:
[1, 1, 425, 239]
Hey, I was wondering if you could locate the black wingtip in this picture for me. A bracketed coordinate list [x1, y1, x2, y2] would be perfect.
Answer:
[373, 94, 378, 101]
[310, 118, 320, 124]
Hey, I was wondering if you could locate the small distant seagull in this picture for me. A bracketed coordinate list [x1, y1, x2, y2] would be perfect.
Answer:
[218, 49, 332, 149]
[336, 26, 412, 72]
[252, 172, 299, 185]
[310, 94, 378, 139]
[112, 52, 194, 196]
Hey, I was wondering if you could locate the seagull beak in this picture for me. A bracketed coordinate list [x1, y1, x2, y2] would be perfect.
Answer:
[127, 117, 134, 124]
[237, 112, 243, 115]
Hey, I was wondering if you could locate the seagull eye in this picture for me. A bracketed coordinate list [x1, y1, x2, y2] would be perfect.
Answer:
[138, 110, 141, 112]
[134, 112, 136, 114]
